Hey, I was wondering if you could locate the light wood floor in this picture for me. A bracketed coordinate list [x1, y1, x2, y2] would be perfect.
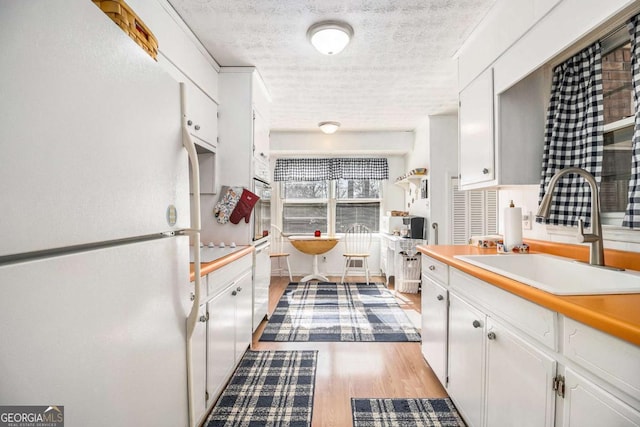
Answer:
[251, 275, 448, 427]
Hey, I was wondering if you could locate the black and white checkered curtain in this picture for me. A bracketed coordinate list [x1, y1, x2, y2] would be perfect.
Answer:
[273, 158, 336, 181]
[273, 158, 388, 181]
[623, 15, 640, 228]
[334, 158, 389, 179]
[538, 42, 604, 227]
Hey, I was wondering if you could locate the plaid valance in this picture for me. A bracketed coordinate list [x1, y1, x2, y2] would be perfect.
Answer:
[623, 15, 640, 229]
[273, 158, 389, 182]
[538, 42, 604, 227]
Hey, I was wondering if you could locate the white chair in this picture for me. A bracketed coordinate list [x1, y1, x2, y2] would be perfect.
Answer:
[270, 224, 293, 282]
[341, 224, 372, 284]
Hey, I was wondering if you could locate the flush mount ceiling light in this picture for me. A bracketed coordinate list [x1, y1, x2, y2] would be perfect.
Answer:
[307, 21, 354, 55]
[318, 121, 341, 134]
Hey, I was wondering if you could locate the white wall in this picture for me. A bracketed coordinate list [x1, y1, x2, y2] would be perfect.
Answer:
[270, 130, 413, 155]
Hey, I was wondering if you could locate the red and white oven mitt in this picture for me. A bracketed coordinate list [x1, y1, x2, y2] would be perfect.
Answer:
[230, 188, 260, 224]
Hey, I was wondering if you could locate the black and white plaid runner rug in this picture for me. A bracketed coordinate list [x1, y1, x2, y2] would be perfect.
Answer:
[260, 282, 421, 342]
[205, 350, 317, 427]
[351, 398, 466, 426]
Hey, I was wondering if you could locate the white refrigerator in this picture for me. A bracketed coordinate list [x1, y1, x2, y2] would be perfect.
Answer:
[0, 2, 192, 426]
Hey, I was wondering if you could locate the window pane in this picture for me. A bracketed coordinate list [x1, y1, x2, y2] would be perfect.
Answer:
[602, 42, 633, 125]
[602, 126, 633, 213]
[283, 203, 327, 234]
[336, 202, 380, 233]
[336, 179, 381, 199]
[282, 181, 328, 199]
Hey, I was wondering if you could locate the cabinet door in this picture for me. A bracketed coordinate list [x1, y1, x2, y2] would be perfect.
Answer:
[563, 368, 640, 427]
[183, 81, 218, 151]
[206, 288, 236, 403]
[421, 276, 448, 386]
[234, 271, 253, 362]
[459, 68, 495, 188]
[448, 294, 486, 427]
[252, 108, 270, 182]
[485, 318, 556, 427]
[252, 244, 270, 331]
[192, 304, 208, 424]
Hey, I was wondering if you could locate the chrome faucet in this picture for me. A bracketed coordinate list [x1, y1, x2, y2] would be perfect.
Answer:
[536, 167, 604, 266]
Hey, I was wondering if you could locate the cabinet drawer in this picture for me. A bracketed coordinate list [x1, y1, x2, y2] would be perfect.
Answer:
[207, 253, 252, 297]
[422, 254, 448, 285]
[450, 268, 557, 350]
[563, 316, 640, 401]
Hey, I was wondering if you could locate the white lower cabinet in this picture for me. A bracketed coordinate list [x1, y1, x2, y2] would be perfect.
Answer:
[192, 254, 253, 426]
[562, 368, 640, 427]
[485, 318, 556, 427]
[206, 284, 237, 401]
[233, 271, 253, 362]
[448, 289, 556, 427]
[191, 303, 208, 422]
[437, 264, 640, 427]
[448, 293, 486, 427]
[421, 275, 448, 386]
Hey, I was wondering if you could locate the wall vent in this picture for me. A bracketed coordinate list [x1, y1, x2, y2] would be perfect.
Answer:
[348, 259, 364, 268]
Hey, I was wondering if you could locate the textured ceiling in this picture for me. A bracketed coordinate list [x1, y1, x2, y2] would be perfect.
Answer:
[168, 0, 496, 132]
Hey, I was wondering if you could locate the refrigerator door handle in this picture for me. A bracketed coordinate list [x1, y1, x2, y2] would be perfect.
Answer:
[180, 82, 202, 427]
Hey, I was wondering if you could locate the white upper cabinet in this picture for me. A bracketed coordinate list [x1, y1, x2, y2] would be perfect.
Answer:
[182, 81, 218, 152]
[459, 68, 495, 189]
[459, 66, 546, 191]
[253, 107, 270, 183]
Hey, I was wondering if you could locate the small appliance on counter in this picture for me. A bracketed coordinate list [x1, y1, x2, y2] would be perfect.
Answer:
[381, 215, 405, 235]
[402, 216, 426, 239]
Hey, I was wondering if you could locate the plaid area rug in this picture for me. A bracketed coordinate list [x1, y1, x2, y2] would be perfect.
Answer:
[260, 282, 421, 342]
[205, 350, 317, 427]
[351, 398, 466, 427]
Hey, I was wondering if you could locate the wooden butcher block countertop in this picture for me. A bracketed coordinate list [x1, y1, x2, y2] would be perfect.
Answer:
[189, 245, 254, 282]
[417, 239, 640, 347]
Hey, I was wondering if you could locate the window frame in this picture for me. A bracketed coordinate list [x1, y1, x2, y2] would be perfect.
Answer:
[279, 179, 383, 235]
[601, 32, 634, 226]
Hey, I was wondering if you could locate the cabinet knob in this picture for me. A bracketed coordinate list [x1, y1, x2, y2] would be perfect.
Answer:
[190, 292, 195, 301]
[436, 294, 444, 301]
[429, 265, 436, 271]
[232, 290, 237, 296]
[482, 168, 489, 175]
[236, 286, 242, 292]
[199, 315, 207, 322]
[487, 332, 497, 340]
[187, 120, 193, 126]
[194, 124, 201, 131]
[472, 320, 481, 328]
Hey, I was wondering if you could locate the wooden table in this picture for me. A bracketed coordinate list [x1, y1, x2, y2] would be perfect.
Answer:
[288, 235, 342, 282]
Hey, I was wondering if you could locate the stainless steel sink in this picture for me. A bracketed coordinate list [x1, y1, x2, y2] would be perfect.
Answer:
[454, 253, 640, 295]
